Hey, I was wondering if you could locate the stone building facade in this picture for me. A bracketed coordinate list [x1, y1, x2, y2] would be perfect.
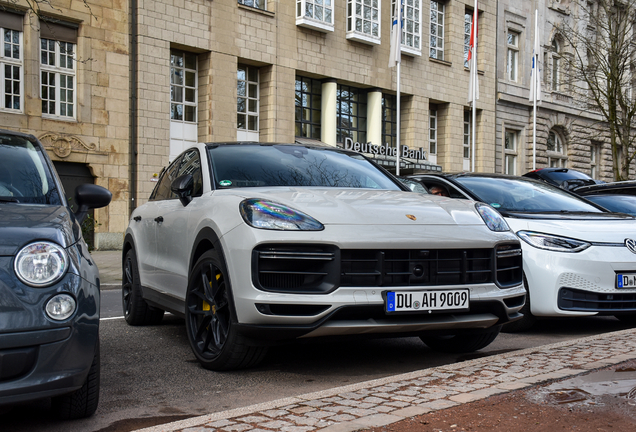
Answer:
[494, 0, 616, 180]
[0, 0, 129, 249]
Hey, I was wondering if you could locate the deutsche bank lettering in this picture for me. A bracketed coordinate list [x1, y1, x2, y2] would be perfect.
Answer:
[344, 137, 428, 160]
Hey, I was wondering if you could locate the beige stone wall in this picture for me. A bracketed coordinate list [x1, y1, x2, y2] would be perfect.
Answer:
[0, 0, 129, 250]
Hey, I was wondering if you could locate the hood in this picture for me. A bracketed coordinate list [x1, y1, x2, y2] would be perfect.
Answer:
[223, 187, 487, 226]
[505, 216, 636, 243]
[0, 204, 79, 256]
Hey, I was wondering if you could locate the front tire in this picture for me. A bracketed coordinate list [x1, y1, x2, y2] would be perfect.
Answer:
[615, 314, 636, 326]
[420, 327, 500, 353]
[185, 250, 267, 371]
[52, 343, 100, 419]
[122, 248, 164, 325]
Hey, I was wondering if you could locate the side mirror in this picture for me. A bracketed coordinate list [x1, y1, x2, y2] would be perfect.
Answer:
[171, 174, 194, 207]
[74, 184, 112, 224]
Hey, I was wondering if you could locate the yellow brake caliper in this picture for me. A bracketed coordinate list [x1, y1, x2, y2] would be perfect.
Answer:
[202, 273, 221, 314]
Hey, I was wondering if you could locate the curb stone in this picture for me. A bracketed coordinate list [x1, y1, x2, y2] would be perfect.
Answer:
[132, 327, 636, 432]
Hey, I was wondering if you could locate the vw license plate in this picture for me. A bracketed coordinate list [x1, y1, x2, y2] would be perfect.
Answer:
[386, 289, 469, 313]
[617, 273, 636, 288]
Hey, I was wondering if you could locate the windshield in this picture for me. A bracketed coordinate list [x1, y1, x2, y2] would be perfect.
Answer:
[454, 176, 603, 213]
[207, 144, 402, 190]
[0, 134, 62, 205]
[585, 195, 636, 216]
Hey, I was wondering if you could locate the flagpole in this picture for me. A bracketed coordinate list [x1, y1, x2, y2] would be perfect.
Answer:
[532, 9, 538, 170]
[396, 60, 401, 176]
[471, 0, 478, 172]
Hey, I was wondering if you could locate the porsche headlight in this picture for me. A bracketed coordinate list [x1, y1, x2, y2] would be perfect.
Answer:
[517, 231, 591, 252]
[475, 202, 510, 232]
[14, 241, 69, 287]
[240, 199, 324, 231]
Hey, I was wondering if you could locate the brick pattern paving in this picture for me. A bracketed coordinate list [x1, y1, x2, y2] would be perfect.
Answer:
[136, 328, 636, 432]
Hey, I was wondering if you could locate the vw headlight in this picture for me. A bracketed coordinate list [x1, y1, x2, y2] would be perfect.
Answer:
[517, 231, 591, 252]
[476, 202, 510, 232]
[240, 199, 324, 231]
[14, 241, 69, 287]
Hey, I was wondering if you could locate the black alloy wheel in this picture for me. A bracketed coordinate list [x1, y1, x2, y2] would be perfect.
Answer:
[122, 248, 164, 325]
[185, 250, 266, 370]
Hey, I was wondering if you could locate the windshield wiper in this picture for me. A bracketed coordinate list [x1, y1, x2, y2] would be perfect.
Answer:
[0, 196, 20, 203]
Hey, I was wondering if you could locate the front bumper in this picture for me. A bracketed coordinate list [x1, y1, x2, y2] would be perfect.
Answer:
[523, 244, 636, 317]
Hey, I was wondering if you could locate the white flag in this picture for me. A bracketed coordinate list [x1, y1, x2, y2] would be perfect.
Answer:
[388, 0, 403, 68]
[467, 5, 479, 103]
[529, 12, 542, 104]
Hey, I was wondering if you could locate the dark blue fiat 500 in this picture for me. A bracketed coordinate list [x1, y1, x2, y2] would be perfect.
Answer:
[0, 129, 111, 419]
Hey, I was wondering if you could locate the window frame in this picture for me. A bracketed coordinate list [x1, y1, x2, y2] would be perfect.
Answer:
[336, 84, 367, 145]
[429, 107, 437, 156]
[1, 27, 23, 113]
[463, 10, 472, 68]
[170, 50, 198, 124]
[238, 0, 267, 11]
[40, 38, 76, 119]
[393, 0, 422, 56]
[504, 129, 518, 175]
[507, 30, 519, 83]
[547, 130, 567, 168]
[430, 0, 445, 61]
[346, 0, 381, 45]
[551, 39, 561, 92]
[296, 0, 334, 32]
[295, 76, 322, 140]
[382, 94, 397, 148]
[237, 64, 259, 134]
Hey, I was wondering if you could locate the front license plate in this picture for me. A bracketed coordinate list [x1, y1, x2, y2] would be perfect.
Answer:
[385, 289, 469, 313]
[617, 274, 636, 288]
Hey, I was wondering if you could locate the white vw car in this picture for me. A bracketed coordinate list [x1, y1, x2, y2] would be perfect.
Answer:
[123, 143, 525, 370]
[409, 173, 636, 331]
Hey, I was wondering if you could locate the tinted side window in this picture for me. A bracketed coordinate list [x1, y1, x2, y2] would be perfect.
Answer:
[176, 149, 203, 196]
[150, 157, 182, 201]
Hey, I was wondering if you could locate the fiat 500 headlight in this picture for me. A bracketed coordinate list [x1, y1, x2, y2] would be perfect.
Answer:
[14, 241, 69, 287]
[475, 202, 510, 232]
[517, 231, 591, 252]
[240, 199, 324, 231]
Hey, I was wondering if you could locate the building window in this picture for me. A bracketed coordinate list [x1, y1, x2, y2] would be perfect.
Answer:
[346, 0, 380, 44]
[1, 26, 22, 112]
[170, 50, 198, 160]
[296, 0, 334, 32]
[504, 130, 518, 175]
[430, 1, 445, 60]
[337, 84, 367, 144]
[238, 0, 267, 10]
[382, 94, 397, 147]
[41, 39, 75, 118]
[295, 76, 322, 139]
[429, 106, 437, 158]
[170, 50, 197, 123]
[237, 64, 259, 133]
[590, 142, 600, 179]
[547, 130, 567, 167]
[394, 0, 421, 52]
[463, 111, 471, 170]
[551, 39, 561, 92]
[463, 10, 472, 68]
[507, 31, 519, 82]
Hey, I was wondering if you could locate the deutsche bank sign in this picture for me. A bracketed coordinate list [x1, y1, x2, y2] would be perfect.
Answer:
[343, 137, 428, 161]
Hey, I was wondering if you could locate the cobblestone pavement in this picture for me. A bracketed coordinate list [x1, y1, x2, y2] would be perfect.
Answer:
[133, 328, 636, 432]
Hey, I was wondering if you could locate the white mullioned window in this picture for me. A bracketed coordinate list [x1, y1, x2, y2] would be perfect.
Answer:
[393, 0, 421, 53]
[170, 50, 198, 161]
[237, 64, 259, 141]
[430, 1, 445, 60]
[504, 130, 518, 175]
[1, 25, 23, 112]
[297, 0, 334, 30]
[238, 0, 267, 10]
[507, 31, 519, 82]
[40, 38, 76, 118]
[463, 111, 471, 171]
[547, 130, 567, 167]
[590, 142, 600, 179]
[428, 107, 437, 164]
[346, 0, 380, 45]
[551, 39, 561, 92]
[463, 10, 472, 68]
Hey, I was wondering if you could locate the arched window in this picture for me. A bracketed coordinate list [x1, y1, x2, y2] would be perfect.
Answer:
[547, 130, 567, 167]
[551, 39, 561, 92]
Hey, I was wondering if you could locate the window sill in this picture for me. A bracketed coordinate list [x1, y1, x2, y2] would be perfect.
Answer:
[42, 114, 77, 123]
[238, 4, 274, 18]
[401, 46, 421, 58]
[297, 17, 334, 33]
[346, 32, 380, 46]
[429, 57, 451, 67]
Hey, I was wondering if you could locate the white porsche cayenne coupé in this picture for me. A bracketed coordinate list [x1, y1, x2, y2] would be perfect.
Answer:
[123, 143, 525, 370]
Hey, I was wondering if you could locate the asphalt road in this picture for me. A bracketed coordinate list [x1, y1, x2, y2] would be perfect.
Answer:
[1, 289, 632, 432]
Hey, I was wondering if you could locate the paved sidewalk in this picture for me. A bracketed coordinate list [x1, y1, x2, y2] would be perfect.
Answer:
[133, 328, 636, 432]
[92, 249, 122, 289]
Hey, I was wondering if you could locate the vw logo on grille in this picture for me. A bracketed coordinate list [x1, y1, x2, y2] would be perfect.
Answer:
[625, 238, 636, 254]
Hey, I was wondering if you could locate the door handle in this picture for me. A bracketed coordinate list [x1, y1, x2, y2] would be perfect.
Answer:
[133, 216, 141, 222]
[154, 216, 164, 223]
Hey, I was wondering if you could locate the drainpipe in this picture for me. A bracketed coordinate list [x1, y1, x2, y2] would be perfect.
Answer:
[129, 0, 138, 216]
